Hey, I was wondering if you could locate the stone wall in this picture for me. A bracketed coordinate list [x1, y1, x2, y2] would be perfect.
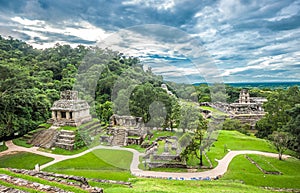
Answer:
[152, 154, 181, 161]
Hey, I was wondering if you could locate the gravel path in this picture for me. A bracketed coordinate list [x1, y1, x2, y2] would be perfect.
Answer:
[1, 140, 290, 180]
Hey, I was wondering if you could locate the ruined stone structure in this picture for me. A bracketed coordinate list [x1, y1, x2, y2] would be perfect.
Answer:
[28, 126, 76, 150]
[206, 89, 267, 127]
[47, 90, 91, 127]
[239, 89, 250, 103]
[101, 114, 146, 146]
[161, 84, 174, 96]
[110, 114, 143, 128]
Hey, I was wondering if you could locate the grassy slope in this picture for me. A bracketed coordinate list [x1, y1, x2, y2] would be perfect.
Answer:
[207, 130, 276, 166]
[221, 155, 300, 189]
[103, 178, 275, 193]
[44, 149, 133, 181]
[0, 152, 54, 169]
[199, 106, 228, 116]
[12, 138, 33, 148]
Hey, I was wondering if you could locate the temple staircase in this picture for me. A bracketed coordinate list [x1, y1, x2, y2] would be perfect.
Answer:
[29, 126, 59, 148]
[54, 130, 75, 150]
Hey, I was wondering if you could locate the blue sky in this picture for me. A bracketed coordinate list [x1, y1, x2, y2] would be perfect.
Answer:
[0, 0, 299, 83]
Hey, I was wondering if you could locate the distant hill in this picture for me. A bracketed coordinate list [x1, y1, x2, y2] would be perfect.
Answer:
[194, 82, 300, 89]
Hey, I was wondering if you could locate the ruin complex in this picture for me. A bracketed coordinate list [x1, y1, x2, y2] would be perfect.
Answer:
[47, 90, 92, 127]
[204, 89, 267, 127]
[100, 114, 147, 146]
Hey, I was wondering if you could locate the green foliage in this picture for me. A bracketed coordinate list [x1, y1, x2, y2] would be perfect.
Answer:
[285, 104, 300, 154]
[268, 131, 292, 160]
[179, 102, 203, 133]
[256, 87, 300, 137]
[178, 132, 192, 148]
[222, 118, 250, 135]
[0, 142, 7, 152]
[96, 101, 113, 124]
[181, 120, 208, 166]
[255, 86, 300, 156]
[0, 152, 54, 169]
[74, 131, 91, 150]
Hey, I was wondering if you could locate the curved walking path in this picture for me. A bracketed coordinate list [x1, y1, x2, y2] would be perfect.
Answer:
[1, 140, 290, 180]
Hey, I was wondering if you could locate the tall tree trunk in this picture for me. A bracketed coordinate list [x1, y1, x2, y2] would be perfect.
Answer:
[199, 148, 203, 166]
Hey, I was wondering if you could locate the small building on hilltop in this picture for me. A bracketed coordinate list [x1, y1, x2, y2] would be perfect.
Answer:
[47, 90, 92, 127]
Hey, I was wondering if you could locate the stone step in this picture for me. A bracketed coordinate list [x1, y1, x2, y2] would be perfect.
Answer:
[56, 139, 75, 144]
[55, 142, 74, 150]
[58, 134, 75, 139]
[60, 130, 75, 135]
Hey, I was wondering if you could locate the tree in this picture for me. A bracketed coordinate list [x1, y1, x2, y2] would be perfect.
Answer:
[256, 87, 300, 139]
[180, 120, 208, 167]
[269, 131, 291, 160]
[285, 104, 300, 154]
[179, 102, 202, 133]
[96, 101, 113, 124]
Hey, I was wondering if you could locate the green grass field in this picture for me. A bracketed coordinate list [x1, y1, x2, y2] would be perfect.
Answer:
[247, 154, 281, 172]
[206, 130, 276, 166]
[102, 178, 275, 193]
[0, 152, 54, 169]
[44, 149, 133, 181]
[221, 155, 300, 189]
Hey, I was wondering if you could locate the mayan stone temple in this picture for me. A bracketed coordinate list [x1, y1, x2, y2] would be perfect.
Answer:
[47, 90, 92, 127]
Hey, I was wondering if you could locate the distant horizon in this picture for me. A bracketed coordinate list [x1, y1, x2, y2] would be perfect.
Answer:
[193, 81, 300, 86]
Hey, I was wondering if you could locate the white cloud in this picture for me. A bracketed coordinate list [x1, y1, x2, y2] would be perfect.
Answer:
[10, 17, 111, 48]
[11, 17, 45, 26]
[123, 0, 175, 11]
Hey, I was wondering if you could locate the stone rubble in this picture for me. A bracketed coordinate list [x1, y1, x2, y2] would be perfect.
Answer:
[0, 174, 71, 193]
[9, 168, 104, 193]
[0, 184, 28, 193]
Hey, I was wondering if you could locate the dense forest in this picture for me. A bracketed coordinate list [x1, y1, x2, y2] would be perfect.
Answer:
[0, 36, 299, 156]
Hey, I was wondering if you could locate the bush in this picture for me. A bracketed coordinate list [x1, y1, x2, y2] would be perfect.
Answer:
[74, 131, 91, 149]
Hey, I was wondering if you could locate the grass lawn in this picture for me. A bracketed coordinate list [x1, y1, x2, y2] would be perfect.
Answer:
[221, 155, 300, 189]
[12, 138, 33, 148]
[247, 154, 281, 172]
[0, 152, 54, 169]
[44, 149, 133, 181]
[206, 130, 276, 167]
[0, 143, 8, 152]
[50, 146, 89, 155]
[103, 178, 275, 193]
